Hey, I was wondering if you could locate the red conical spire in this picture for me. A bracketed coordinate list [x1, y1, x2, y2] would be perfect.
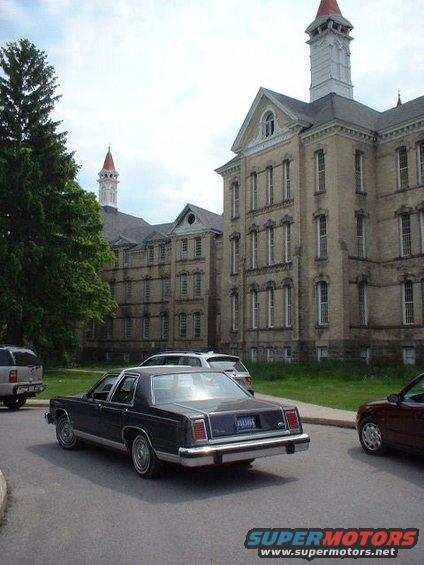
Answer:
[102, 145, 116, 171]
[316, 0, 342, 18]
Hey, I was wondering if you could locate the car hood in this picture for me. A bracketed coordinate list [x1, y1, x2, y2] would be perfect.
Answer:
[358, 399, 389, 411]
[163, 397, 281, 416]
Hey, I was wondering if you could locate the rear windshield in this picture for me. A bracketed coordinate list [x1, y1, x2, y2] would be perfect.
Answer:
[12, 351, 42, 366]
[207, 356, 247, 372]
[0, 350, 12, 366]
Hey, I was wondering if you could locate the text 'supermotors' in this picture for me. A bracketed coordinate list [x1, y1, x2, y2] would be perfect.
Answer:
[45, 367, 310, 479]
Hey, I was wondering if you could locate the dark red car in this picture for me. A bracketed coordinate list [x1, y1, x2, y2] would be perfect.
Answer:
[357, 373, 424, 456]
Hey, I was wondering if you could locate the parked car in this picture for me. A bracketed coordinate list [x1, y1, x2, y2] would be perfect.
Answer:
[0, 346, 44, 409]
[140, 351, 254, 394]
[45, 367, 310, 479]
[357, 373, 424, 456]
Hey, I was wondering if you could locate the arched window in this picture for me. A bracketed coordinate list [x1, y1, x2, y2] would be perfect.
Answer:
[317, 281, 329, 326]
[264, 111, 275, 138]
[283, 283, 293, 328]
[267, 287, 274, 328]
[251, 289, 259, 329]
[402, 280, 414, 325]
[179, 312, 187, 338]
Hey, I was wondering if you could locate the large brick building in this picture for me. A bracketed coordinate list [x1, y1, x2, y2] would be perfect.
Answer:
[84, 0, 424, 365]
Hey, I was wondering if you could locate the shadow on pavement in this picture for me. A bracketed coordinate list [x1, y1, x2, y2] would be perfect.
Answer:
[28, 441, 298, 504]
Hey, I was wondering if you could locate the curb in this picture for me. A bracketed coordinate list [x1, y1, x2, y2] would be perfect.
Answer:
[0, 468, 7, 522]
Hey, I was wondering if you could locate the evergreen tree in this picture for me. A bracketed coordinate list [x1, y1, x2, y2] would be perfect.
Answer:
[0, 39, 115, 362]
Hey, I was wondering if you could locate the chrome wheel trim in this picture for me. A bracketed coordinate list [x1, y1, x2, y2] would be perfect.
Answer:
[362, 422, 382, 451]
[132, 436, 150, 474]
[59, 418, 75, 446]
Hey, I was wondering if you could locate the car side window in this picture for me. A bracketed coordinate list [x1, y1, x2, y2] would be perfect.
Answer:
[13, 351, 42, 366]
[88, 374, 119, 401]
[110, 375, 138, 405]
[403, 378, 424, 404]
[142, 357, 164, 366]
[182, 357, 202, 367]
[163, 356, 182, 366]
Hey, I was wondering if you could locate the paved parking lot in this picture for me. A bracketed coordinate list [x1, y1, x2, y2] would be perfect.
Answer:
[0, 406, 423, 564]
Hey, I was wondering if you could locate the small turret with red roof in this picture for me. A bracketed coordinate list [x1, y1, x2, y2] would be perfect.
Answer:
[98, 146, 119, 211]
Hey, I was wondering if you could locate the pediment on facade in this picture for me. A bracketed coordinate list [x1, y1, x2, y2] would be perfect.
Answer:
[169, 203, 223, 236]
[143, 230, 170, 243]
[111, 235, 137, 248]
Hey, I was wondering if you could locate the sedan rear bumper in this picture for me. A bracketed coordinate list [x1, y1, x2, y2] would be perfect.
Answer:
[176, 432, 310, 467]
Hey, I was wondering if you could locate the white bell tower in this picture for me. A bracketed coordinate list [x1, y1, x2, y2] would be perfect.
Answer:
[306, 0, 354, 102]
[98, 146, 119, 210]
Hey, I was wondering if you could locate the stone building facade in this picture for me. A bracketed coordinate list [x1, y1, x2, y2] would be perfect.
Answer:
[83, 0, 423, 365]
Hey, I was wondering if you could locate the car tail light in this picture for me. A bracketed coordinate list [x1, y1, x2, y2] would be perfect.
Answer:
[9, 370, 18, 384]
[285, 410, 300, 432]
[244, 376, 252, 385]
[192, 419, 207, 442]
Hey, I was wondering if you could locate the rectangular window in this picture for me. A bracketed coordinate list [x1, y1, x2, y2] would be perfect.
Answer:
[251, 231, 258, 269]
[317, 216, 327, 259]
[284, 346, 292, 364]
[142, 317, 150, 340]
[315, 150, 325, 193]
[162, 278, 170, 300]
[400, 214, 412, 257]
[266, 348, 275, 363]
[267, 287, 274, 328]
[159, 243, 166, 263]
[193, 312, 201, 338]
[267, 227, 275, 266]
[231, 182, 239, 218]
[283, 160, 291, 201]
[180, 239, 188, 260]
[358, 282, 368, 326]
[161, 314, 169, 339]
[403, 281, 414, 325]
[283, 223, 292, 263]
[125, 281, 132, 301]
[418, 142, 424, 185]
[251, 291, 258, 329]
[317, 282, 329, 326]
[106, 318, 114, 340]
[251, 172, 258, 211]
[356, 215, 366, 258]
[124, 318, 133, 339]
[123, 250, 131, 267]
[180, 274, 188, 297]
[250, 347, 258, 363]
[147, 245, 154, 264]
[194, 273, 202, 297]
[317, 346, 328, 362]
[231, 293, 239, 331]
[109, 282, 115, 299]
[266, 167, 274, 205]
[179, 313, 187, 338]
[144, 278, 150, 302]
[355, 151, 365, 193]
[284, 285, 292, 328]
[231, 238, 239, 274]
[402, 347, 416, 366]
[360, 347, 370, 365]
[194, 237, 202, 257]
[397, 146, 409, 190]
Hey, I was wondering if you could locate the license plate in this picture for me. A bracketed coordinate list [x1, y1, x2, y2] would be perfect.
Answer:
[236, 415, 257, 431]
[16, 385, 43, 394]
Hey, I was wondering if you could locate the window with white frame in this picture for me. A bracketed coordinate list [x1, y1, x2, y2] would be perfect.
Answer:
[355, 150, 365, 193]
[284, 285, 292, 327]
[360, 347, 370, 365]
[402, 280, 415, 325]
[356, 215, 366, 258]
[142, 317, 150, 340]
[251, 290, 259, 329]
[358, 281, 368, 326]
[180, 239, 188, 260]
[251, 172, 258, 211]
[193, 312, 201, 338]
[231, 181, 239, 218]
[317, 281, 329, 326]
[125, 280, 132, 301]
[284, 346, 292, 364]
[418, 142, 424, 185]
[317, 346, 328, 361]
[251, 230, 258, 269]
[231, 237, 240, 274]
[147, 245, 154, 264]
[397, 146, 409, 190]
[283, 160, 291, 201]
[266, 166, 274, 205]
[266, 348, 275, 363]
[162, 277, 170, 300]
[250, 347, 258, 363]
[161, 313, 169, 339]
[106, 318, 114, 339]
[159, 243, 166, 263]
[180, 273, 188, 297]
[193, 273, 202, 298]
[194, 237, 202, 258]
[231, 293, 239, 331]
[315, 150, 326, 193]
[144, 278, 151, 302]
[267, 287, 275, 328]
[283, 222, 292, 263]
[179, 313, 187, 338]
[264, 111, 275, 138]
[402, 346, 416, 366]
[267, 226, 275, 265]
[317, 215, 328, 259]
[400, 213, 412, 257]
[124, 318, 133, 339]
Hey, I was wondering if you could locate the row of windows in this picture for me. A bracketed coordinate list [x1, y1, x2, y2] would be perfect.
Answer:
[114, 274, 204, 303]
[117, 237, 205, 268]
[250, 286, 293, 329]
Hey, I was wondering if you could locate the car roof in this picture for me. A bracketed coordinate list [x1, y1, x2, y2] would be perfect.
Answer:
[146, 351, 240, 358]
[122, 366, 227, 377]
[0, 345, 35, 353]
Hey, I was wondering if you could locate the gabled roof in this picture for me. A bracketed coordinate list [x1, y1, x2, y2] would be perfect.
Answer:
[101, 208, 150, 244]
[170, 203, 223, 234]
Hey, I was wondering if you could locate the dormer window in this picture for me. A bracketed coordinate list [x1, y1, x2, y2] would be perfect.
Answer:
[264, 111, 275, 138]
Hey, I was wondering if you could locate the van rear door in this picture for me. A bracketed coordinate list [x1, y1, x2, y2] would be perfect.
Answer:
[12, 350, 43, 383]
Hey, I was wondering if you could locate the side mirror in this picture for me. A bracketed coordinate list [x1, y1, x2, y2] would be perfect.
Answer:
[387, 394, 400, 404]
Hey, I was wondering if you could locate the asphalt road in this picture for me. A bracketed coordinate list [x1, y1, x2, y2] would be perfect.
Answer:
[0, 407, 423, 565]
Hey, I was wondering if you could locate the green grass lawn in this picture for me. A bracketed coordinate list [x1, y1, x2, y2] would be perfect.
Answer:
[39, 362, 423, 411]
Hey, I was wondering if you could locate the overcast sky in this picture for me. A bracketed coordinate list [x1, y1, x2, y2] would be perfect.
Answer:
[1, 0, 423, 224]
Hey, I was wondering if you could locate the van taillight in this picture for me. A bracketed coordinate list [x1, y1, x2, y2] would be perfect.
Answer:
[9, 370, 18, 384]
[285, 410, 300, 432]
[192, 419, 207, 441]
